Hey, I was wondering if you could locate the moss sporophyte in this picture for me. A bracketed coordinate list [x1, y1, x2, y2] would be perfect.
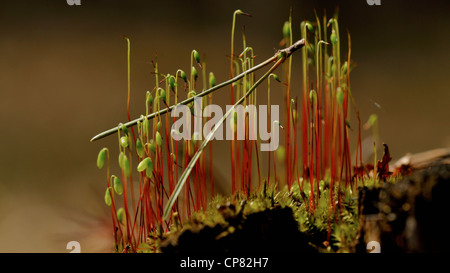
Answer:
[92, 9, 402, 253]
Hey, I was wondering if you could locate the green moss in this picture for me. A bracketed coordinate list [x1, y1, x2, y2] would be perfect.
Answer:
[134, 175, 401, 253]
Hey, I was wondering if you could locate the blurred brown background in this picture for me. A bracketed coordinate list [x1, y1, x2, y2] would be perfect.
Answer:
[0, 0, 449, 252]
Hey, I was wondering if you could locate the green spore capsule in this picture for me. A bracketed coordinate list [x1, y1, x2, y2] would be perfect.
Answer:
[188, 140, 194, 157]
[305, 22, 314, 33]
[330, 29, 337, 45]
[122, 154, 131, 177]
[309, 89, 317, 105]
[160, 89, 166, 103]
[271, 73, 281, 82]
[120, 136, 128, 148]
[112, 175, 123, 195]
[137, 157, 152, 172]
[336, 87, 344, 105]
[282, 21, 290, 39]
[147, 140, 157, 154]
[156, 131, 162, 147]
[136, 138, 145, 158]
[143, 118, 149, 135]
[118, 151, 125, 168]
[191, 66, 198, 81]
[193, 50, 200, 64]
[104, 188, 112, 206]
[180, 70, 187, 82]
[147, 91, 153, 105]
[97, 148, 107, 170]
[120, 124, 128, 135]
[276, 145, 286, 163]
[368, 114, 378, 126]
[117, 208, 125, 224]
[169, 75, 176, 91]
[156, 121, 162, 132]
[209, 72, 216, 88]
[342, 61, 348, 74]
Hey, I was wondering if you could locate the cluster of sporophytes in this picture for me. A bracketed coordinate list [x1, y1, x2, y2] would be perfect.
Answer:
[93, 9, 396, 252]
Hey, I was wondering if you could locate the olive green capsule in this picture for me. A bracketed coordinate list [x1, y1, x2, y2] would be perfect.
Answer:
[171, 153, 176, 164]
[137, 157, 152, 172]
[309, 89, 317, 105]
[169, 75, 176, 91]
[104, 187, 112, 206]
[146, 91, 153, 105]
[282, 21, 290, 39]
[96, 148, 107, 170]
[305, 22, 314, 33]
[292, 109, 298, 123]
[330, 29, 337, 45]
[193, 50, 200, 64]
[147, 140, 157, 153]
[118, 151, 124, 168]
[143, 118, 150, 136]
[117, 208, 125, 224]
[120, 136, 128, 148]
[180, 70, 187, 82]
[271, 73, 281, 82]
[112, 175, 123, 195]
[368, 114, 378, 126]
[137, 120, 142, 134]
[122, 154, 131, 177]
[156, 121, 161, 132]
[209, 72, 216, 88]
[276, 145, 286, 163]
[341, 61, 348, 74]
[136, 138, 145, 158]
[160, 88, 166, 103]
[336, 87, 344, 105]
[191, 66, 198, 81]
[188, 140, 194, 157]
[146, 165, 152, 178]
[155, 131, 162, 147]
[327, 18, 334, 27]
[120, 124, 128, 135]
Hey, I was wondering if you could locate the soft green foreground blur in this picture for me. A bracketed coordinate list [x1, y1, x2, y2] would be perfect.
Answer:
[0, 0, 449, 252]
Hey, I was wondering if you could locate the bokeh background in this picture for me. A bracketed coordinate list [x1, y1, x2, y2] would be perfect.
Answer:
[0, 0, 449, 252]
